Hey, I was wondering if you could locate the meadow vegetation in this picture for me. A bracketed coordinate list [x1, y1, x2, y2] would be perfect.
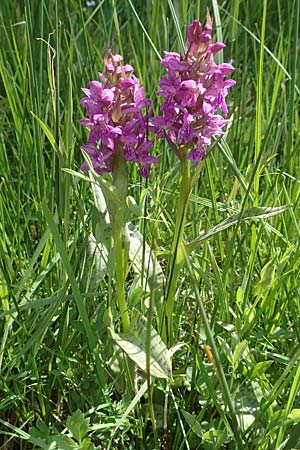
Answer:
[0, 0, 300, 449]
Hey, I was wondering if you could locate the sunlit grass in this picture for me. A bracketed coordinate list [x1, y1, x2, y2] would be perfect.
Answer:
[0, 1, 300, 449]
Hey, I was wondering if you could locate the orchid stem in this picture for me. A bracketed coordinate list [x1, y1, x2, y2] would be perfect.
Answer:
[164, 159, 191, 345]
[112, 213, 131, 334]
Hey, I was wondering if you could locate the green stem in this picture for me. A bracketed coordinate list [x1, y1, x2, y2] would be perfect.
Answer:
[110, 144, 131, 334]
[112, 212, 131, 334]
[164, 159, 191, 345]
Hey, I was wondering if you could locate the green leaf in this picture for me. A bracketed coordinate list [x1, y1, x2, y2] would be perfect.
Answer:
[126, 195, 142, 217]
[202, 429, 227, 445]
[89, 173, 113, 251]
[109, 310, 172, 379]
[181, 409, 203, 438]
[28, 419, 52, 447]
[0, 268, 8, 310]
[28, 421, 54, 449]
[63, 168, 121, 208]
[253, 259, 276, 297]
[81, 233, 108, 291]
[54, 434, 78, 450]
[236, 286, 243, 303]
[187, 205, 291, 253]
[126, 222, 165, 323]
[288, 409, 300, 423]
[251, 360, 273, 378]
[127, 222, 164, 295]
[67, 410, 89, 443]
[31, 111, 57, 152]
[128, 284, 144, 308]
[233, 341, 248, 368]
[234, 382, 260, 430]
[80, 438, 95, 450]
[217, 336, 233, 365]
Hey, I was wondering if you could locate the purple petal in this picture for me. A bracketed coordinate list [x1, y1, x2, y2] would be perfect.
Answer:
[123, 64, 134, 73]
[79, 118, 94, 126]
[210, 42, 226, 53]
[139, 165, 151, 178]
[118, 78, 136, 89]
[187, 20, 203, 44]
[187, 147, 206, 165]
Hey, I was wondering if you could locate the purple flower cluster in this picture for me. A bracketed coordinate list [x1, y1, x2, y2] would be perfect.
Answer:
[80, 12, 235, 177]
[151, 10, 235, 166]
[80, 50, 158, 178]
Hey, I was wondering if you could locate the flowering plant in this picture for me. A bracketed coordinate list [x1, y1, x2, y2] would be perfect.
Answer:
[152, 9, 235, 165]
[79, 51, 160, 335]
[78, 12, 236, 345]
[80, 50, 157, 179]
[148, 11, 236, 343]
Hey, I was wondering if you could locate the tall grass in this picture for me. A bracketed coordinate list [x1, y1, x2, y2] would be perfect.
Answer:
[0, 0, 300, 449]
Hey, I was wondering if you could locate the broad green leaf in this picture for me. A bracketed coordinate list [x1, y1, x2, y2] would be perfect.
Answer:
[89, 173, 112, 250]
[252, 360, 273, 378]
[235, 382, 261, 430]
[131, 310, 172, 378]
[81, 233, 108, 291]
[28, 422, 54, 449]
[90, 174, 108, 215]
[63, 168, 121, 208]
[28, 419, 53, 449]
[33, 418, 50, 436]
[181, 409, 203, 438]
[187, 205, 291, 253]
[109, 310, 171, 379]
[126, 195, 142, 217]
[233, 341, 248, 368]
[80, 438, 95, 450]
[126, 222, 165, 323]
[288, 409, 300, 422]
[28, 436, 55, 450]
[128, 284, 144, 308]
[202, 429, 227, 445]
[127, 222, 164, 295]
[53, 434, 78, 450]
[217, 336, 233, 365]
[67, 410, 89, 442]
[253, 259, 276, 297]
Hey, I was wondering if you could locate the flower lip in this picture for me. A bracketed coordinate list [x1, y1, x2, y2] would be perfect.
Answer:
[179, 80, 197, 90]
[101, 89, 115, 103]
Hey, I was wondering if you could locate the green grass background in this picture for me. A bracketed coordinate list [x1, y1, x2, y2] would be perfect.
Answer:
[0, 0, 300, 449]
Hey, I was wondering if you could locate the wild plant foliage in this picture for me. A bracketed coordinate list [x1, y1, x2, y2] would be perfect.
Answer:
[0, 1, 299, 449]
